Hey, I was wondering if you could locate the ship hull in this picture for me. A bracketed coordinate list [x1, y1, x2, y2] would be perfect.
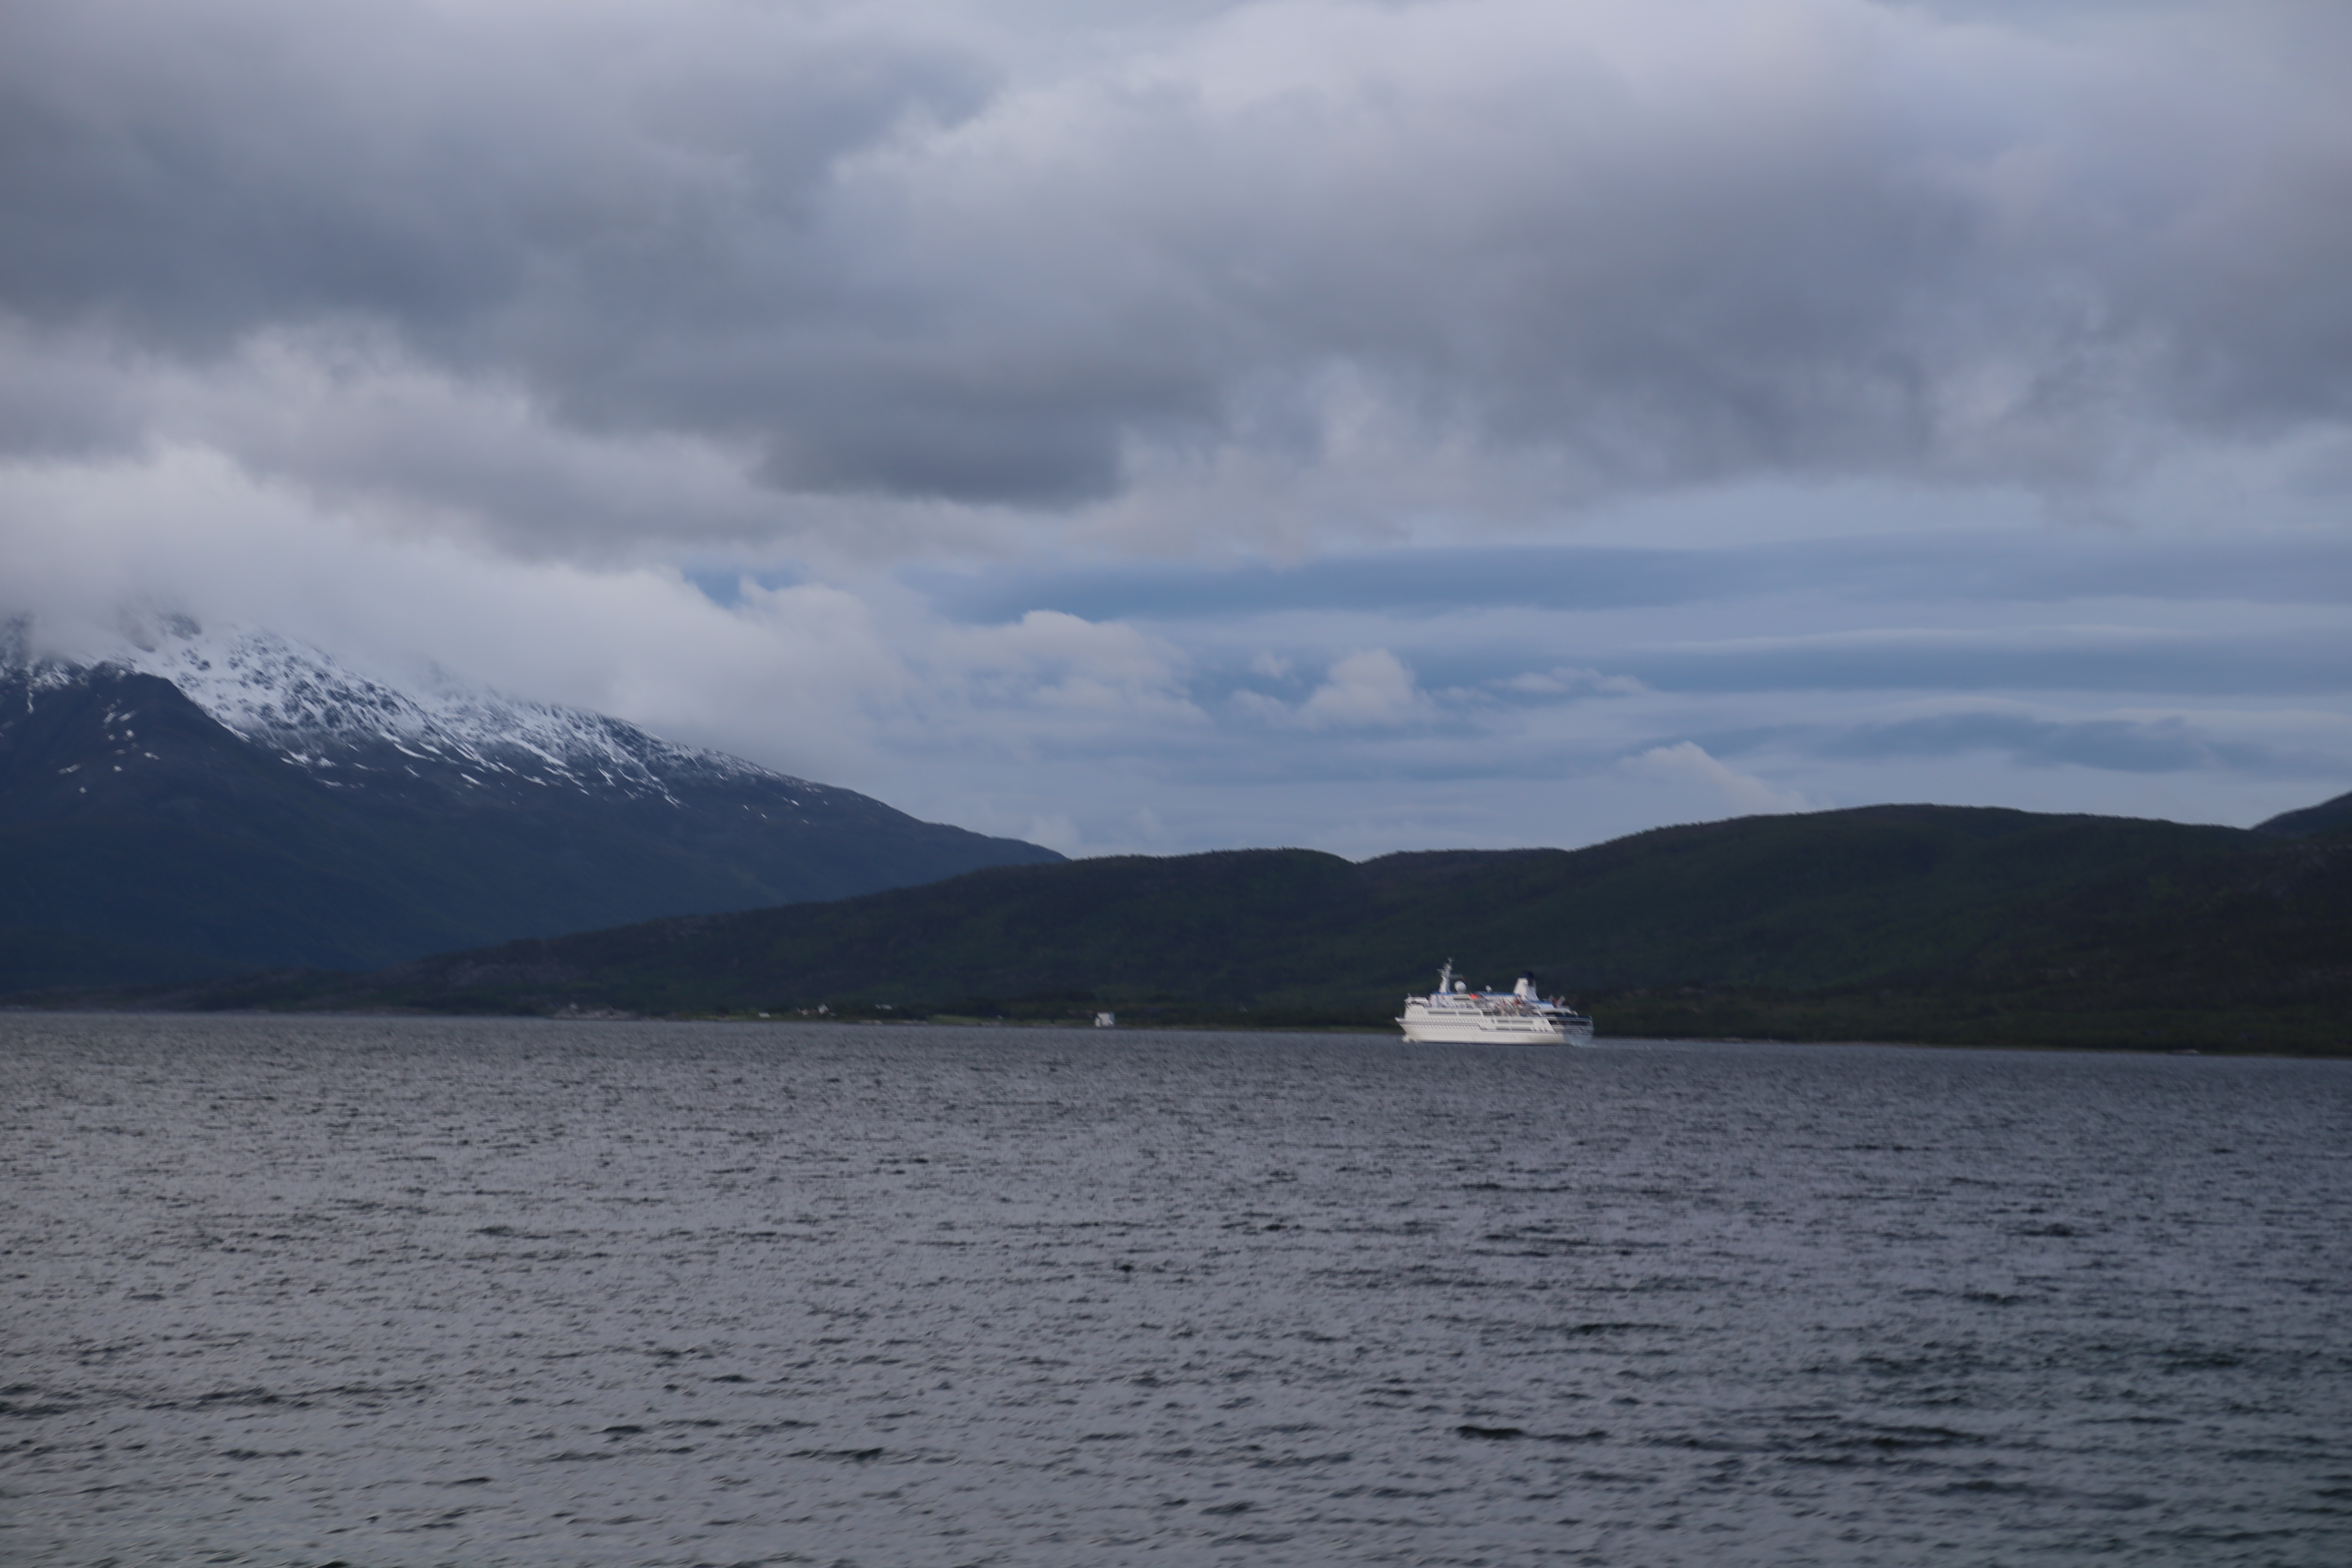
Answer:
[1397, 1014, 1568, 1044]
[1396, 1004, 1593, 1045]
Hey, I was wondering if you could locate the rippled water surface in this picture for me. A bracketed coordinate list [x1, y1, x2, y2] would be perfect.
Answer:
[4, 1014, 2349, 1566]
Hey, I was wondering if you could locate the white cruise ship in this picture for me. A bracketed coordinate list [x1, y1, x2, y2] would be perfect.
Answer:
[1396, 962, 1596, 1045]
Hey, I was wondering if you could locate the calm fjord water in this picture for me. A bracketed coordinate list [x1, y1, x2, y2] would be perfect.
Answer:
[3, 1015, 2348, 1567]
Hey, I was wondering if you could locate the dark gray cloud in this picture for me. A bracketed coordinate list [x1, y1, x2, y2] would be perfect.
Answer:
[0, 6, 992, 348]
[3, 0, 2349, 519]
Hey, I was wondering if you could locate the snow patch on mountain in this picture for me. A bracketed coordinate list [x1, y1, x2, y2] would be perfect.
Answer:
[0, 616, 90, 699]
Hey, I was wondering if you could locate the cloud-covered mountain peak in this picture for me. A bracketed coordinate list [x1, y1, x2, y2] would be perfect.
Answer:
[30, 615, 808, 809]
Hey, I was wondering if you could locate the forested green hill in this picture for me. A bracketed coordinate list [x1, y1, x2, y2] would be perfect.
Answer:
[122, 796, 2352, 1054]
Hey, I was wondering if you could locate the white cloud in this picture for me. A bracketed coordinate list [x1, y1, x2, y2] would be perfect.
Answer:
[1228, 688, 1294, 724]
[1620, 742, 1819, 818]
[1498, 666, 1649, 697]
[1250, 651, 1292, 680]
[925, 610, 1204, 728]
[1023, 813, 1082, 855]
[1243, 648, 1437, 729]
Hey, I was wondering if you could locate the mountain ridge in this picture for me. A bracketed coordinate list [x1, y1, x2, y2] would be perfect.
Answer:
[2256, 787, 2352, 839]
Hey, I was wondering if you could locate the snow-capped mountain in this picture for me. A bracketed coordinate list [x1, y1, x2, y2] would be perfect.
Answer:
[54, 614, 803, 812]
[0, 615, 1060, 991]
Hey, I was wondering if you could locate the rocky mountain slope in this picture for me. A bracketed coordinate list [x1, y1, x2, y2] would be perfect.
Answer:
[0, 616, 1059, 988]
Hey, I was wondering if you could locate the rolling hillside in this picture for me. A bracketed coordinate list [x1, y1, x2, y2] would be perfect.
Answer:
[123, 795, 2352, 1054]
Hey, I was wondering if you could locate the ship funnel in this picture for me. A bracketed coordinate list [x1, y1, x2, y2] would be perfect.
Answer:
[1513, 973, 1535, 1000]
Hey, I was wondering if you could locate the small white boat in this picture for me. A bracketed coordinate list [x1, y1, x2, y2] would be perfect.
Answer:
[1396, 961, 1595, 1045]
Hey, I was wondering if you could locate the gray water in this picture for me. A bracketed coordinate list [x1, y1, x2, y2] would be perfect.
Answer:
[3, 1015, 2348, 1567]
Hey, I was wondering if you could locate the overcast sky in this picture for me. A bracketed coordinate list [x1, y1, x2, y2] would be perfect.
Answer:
[3, 0, 2346, 855]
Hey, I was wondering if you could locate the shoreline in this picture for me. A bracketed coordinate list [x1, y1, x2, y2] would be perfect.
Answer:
[6, 1005, 2342, 1060]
